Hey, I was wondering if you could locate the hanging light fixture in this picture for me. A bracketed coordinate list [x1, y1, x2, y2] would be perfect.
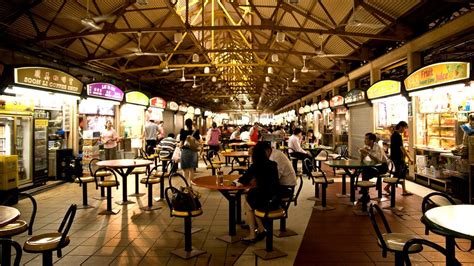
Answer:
[204, 67, 210, 74]
[276, 32, 285, 43]
[192, 53, 199, 63]
[267, 67, 273, 74]
[301, 55, 308, 73]
[292, 68, 298, 83]
[265, 76, 270, 82]
[174, 32, 182, 43]
[271, 53, 279, 62]
[211, 76, 217, 82]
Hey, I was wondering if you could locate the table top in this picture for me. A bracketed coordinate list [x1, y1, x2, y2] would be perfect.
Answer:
[325, 159, 380, 169]
[228, 142, 257, 147]
[221, 151, 250, 157]
[96, 159, 153, 168]
[423, 205, 474, 240]
[192, 175, 254, 190]
[0, 206, 20, 227]
[303, 145, 333, 151]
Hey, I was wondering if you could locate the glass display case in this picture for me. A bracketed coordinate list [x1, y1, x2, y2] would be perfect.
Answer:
[416, 113, 459, 150]
[373, 95, 409, 143]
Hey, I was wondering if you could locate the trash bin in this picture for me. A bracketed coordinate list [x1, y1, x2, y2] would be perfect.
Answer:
[56, 149, 74, 182]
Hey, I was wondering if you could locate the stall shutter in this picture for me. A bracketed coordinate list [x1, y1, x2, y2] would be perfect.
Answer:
[163, 110, 174, 135]
[349, 104, 373, 157]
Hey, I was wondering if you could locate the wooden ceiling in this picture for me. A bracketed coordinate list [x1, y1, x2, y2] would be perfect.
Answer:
[0, 0, 469, 111]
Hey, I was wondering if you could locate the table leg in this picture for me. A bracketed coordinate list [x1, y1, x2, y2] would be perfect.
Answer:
[336, 174, 349, 198]
[446, 236, 456, 265]
[217, 190, 242, 243]
[115, 168, 136, 205]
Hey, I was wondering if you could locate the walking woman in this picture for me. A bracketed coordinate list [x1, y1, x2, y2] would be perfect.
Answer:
[237, 141, 281, 243]
[102, 120, 119, 160]
[179, 118, 201, 182]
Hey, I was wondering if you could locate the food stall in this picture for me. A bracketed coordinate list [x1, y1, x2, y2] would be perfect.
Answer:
[344, 89, 371, 157]
[404, 61, 472, 200]
[148, 97, 166, 122]
[366, 80, 409, 145]
[1, 66, 82, 186]
[120, 91, 149, 156]
[329, 95, 348, 145]
[301, 105, 312, 132]
[318, 100, 333, 147]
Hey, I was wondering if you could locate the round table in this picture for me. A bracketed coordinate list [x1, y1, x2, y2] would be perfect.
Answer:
[422, 205, 474, 264]
[0, 206, 20, 227]
[221, 151, 250, 170]
[303, 145, 333, 158]
[192, 175, 254, 243]
[325, 159, 380, 204]
[97, 159, 153, 205]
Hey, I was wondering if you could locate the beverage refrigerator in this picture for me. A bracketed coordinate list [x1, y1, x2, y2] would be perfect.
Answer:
[0, 114, 33, 187]
[33, 110, 49, 184]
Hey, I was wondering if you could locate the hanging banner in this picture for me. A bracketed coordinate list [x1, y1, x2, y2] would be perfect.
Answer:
[168, 101, 178, 111]
[367, 80, 401, 100]
[125, 91, 149, 106]
[150, 97, 166, 109]
[304, 105, 311, 113]
[310, 103, 318, 112]
[404, 62, 470, 91]
[194, 108, 201, 115]
[318, 100, 329, 110]
[187, 106, 195, 114]
[329, 95, 344, 107]
[87, 83, 124, 101]
[14, 67, 83, 95]
[344, 89, 366, 104]
[298, 107, 304, 114]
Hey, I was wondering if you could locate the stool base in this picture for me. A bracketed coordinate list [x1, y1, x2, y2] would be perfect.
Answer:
[129, 193, 146, 197]
[274, 229, 297, 238]
[254, 248, 287, 260]
[140, 206, 162, 211]
[306, 197, 321, 202]
[93, 196, 109, 200]
[115, 200, 135, 205]
[313, 205, 335, 211]
[98, 209, 120, 215]
[217, 235, 240, 244]
[77, 204, 94, 210]
[171, 248, 206, 260]
[174, 227, 203, 234]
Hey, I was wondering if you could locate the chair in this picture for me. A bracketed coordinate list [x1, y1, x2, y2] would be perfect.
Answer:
[0, 238, 22, 266]
[254, 199, 287, 260]
[287, 148, 300, 174]
[275, 175, 304, 237]
[139, 165, 163, 211]
[23, 204, 77, 266]
[421, 192, 456, 235]
[154, 160, 177, 202]
[202, 150, 222, 176]
[354, 169, 377, 215]
[87, 158, 112, 200]
[314, 150, 329, 169]
[303, 158, 335, 211]
[331, 153, 349, 198]
[368, 204, 423, 266]
[403, 239, 461, 266]
[93, 167, 120, 215]
[164, 173, 206, 259]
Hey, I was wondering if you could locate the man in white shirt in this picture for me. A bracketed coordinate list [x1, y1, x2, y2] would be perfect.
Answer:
[359, 132, 389, 180]
[143, 120, 159, 155]
[270, 146, 297, 198]
[287, 128, 312, 174]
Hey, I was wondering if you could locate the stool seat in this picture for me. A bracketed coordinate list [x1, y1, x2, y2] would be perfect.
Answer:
[380, 172, 391, 178]
[334, 169, 346, 175]
[311, 171, 325, 177]
[313, 177, 334, 184]
[153, 171, 170, 177]
[95, 171, 112, 177]
[254, 208, 286, 219]
[328, 153, 340, 159]
[98, 180, 119, 187]
[233, 165, 248, 170]
[383, 177, 399, 184]
[225, 149, 233, 152]
[131, 169, 147, 175]
[172, 209, 203, 217]
[140, 177, 160, 185]
[206, 165, 221, 169]
[0, 220, 28, 237]
[356, 181, 376, 188]
[212, 160, 225, 165]
[74, 176, 95, 183]
[315, 155, 327, 161]
[23, 232, 70, 253]
[148, 154, 158, 159]
[381, 233, 422, 252]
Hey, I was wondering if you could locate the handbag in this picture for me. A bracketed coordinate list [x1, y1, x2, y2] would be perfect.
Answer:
[171, 146, 181, 162]
[171, 186, 202, 212]
[183, 131, 201, 151]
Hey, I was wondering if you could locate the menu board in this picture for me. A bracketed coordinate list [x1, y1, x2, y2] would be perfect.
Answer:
[329, 95, 344, 107]
[404, 62, 470, 91]
[344, 89, 366, 104]
[150, 97, 167, 109]
[14, 67, 83, 95]
[125, 91, 149, 106]
[367, 80, 401, 100]
[318, 100, 329, 110]
[87, 83, 124, 101]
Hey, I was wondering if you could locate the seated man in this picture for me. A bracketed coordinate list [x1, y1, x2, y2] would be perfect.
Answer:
[269, 143, 297, 199]
[359, 132, 389, 181]
[158, 133, 177, 172]
[287, 128, 312, 174]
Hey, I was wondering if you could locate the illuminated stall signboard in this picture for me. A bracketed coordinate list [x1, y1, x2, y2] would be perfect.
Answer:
[87, 83, 124, 101]
[125, 91, 149, 106]
[367, 80, 401, 100]
[150, 97, 167, 109]
[318, 100, 329, 110]
[344, 89, 366, 105]
[329, 95, 344, 107]
[404, 62, 470, 91]
[14, 67, 83, 95]
[168, 101, 178, 111]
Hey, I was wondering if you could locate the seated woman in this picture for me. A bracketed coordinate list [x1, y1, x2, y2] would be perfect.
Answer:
[237, 141, 281, 243]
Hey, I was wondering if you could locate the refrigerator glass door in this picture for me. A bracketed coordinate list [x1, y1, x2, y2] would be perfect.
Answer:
[15, 116, 33, 185]
[0, 116, 14, 155]
[34, 119, 48, 172]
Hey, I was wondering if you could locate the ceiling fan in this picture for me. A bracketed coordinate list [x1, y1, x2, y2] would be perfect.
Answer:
[343, 0, 386, 29]
[312, 36, 350, 58]
[125, 32, 165, 57]
[80, 0, 116, 30]
[192, 76, 202, 89]
[292, 68, 298, 83]
[179, 68, 194, 82]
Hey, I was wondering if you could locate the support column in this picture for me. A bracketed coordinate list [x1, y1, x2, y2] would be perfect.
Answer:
[407, 52, 422, 179]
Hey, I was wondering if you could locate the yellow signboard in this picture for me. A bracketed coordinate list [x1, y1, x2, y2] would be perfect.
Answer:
[125, 91, 149, 106]
[35, 119, 48, 127]
[14, 67, 83, 95]
[367, 80, 401, 100]
[404, 62, 470, 91]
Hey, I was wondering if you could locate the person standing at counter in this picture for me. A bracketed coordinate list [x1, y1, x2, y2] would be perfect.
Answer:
[102, 121, 119, 160]
[385, 121, 413, 195]
[143, 119, 159, 155]
[157, 121, 165, 143]
[180, 118, 201, 182]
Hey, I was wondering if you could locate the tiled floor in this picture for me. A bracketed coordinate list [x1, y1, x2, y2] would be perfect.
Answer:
[6, 162, 474, 265]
